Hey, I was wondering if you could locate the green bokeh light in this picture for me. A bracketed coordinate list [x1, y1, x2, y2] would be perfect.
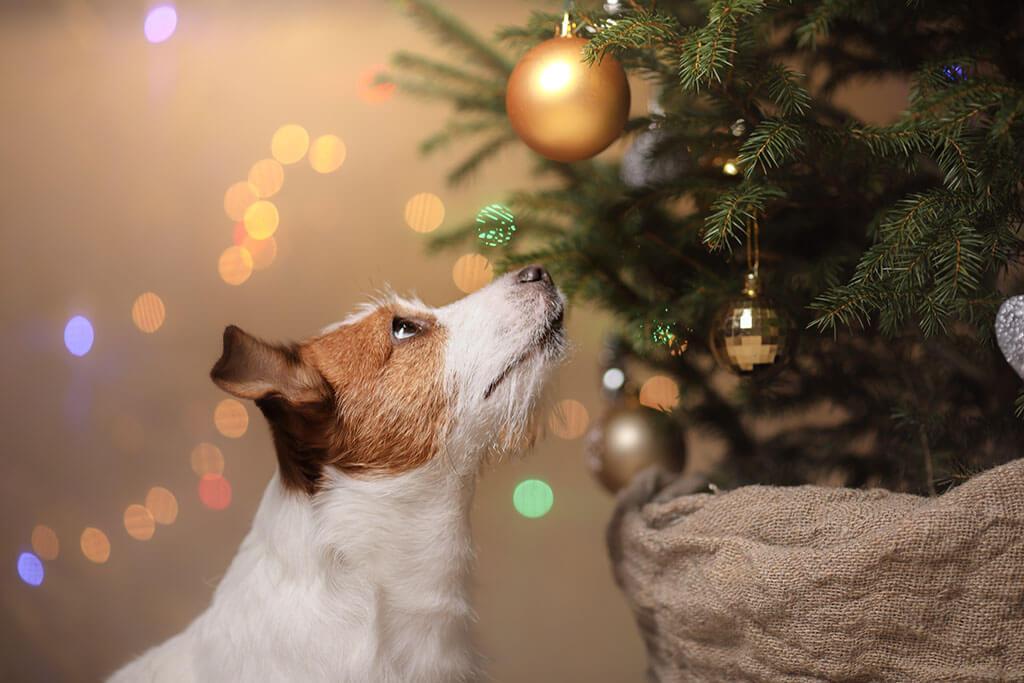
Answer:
[513, 479, 554, 519]
[476, 204, 517, 247]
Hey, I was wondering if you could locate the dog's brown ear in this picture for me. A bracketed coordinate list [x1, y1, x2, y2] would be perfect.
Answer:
[211, 325, 326, 404]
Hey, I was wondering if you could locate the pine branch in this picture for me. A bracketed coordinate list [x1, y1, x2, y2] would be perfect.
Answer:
[582, 10, 682, 64]
[764, 64, 811, 117]
[703, 181, 785, 251]
[737, 120, 804, 176]
[446, 131, 518, 185]
[395, 0, 512, 76]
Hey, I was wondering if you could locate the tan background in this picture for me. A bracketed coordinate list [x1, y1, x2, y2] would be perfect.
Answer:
[0, 1, 650, 681]
[0, 2, 908, 681]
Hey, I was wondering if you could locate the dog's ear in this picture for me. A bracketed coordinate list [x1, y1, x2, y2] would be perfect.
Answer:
[210, 325, 326, 405]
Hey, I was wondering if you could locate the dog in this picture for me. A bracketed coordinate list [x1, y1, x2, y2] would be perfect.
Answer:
[108, 265, 566, 682]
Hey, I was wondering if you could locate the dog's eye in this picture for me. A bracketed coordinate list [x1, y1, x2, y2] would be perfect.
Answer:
[392, 317, 420, 341]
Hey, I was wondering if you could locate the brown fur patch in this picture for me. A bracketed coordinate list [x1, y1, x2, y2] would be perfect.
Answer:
[211, 305, 450, 494]
[304, 307, 449, 477]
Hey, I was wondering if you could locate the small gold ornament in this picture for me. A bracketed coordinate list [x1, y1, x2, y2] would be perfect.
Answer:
[710, 270, 793, 375]
[505, 15, 630, 162]
[586, 396, 686, 493]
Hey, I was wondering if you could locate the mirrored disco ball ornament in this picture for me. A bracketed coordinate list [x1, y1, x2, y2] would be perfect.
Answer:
[996, 295, 1024, 380]
[710, 271, 793, 375]
[585, 398, 686, 493]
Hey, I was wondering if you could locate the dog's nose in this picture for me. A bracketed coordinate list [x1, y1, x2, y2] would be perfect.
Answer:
[517, 265, 552, 285]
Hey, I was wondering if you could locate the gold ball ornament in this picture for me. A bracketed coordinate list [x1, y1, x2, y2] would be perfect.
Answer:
[586, 399, 686, 493]
[710, 272, 794, 376]
[506, 36, 630, 162]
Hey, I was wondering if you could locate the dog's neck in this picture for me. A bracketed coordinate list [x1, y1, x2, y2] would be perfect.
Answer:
[196, 460, 480, 681]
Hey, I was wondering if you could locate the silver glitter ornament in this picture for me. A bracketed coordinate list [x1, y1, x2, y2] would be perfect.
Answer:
[996, 295, 1024, 380]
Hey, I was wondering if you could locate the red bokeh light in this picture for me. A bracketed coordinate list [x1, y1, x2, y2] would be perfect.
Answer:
[199, 474, 232, 510]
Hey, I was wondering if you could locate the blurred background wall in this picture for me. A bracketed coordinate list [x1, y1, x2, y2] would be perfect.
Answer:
[0, 1, 909, 681]
[0, 1, 650, 680]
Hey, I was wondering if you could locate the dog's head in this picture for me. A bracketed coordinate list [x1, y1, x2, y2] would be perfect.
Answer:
[210, 265, 566, 492]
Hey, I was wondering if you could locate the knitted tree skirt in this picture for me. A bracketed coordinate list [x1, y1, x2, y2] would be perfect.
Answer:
[607, 460, 1024, 682]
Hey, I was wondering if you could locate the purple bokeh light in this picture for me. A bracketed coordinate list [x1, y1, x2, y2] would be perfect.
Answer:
[144, 5, 178, 44]
[64, 315, 94, 357]
[17, 552, 44, 587]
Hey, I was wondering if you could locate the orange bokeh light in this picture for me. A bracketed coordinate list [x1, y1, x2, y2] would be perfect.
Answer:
[452, 254, 493, 294]
[80, 527, 111, 563]
[31, 525, 59, 561]
[404, 192, 445, 233]
[123, 504, 156, 541]
[247, 158, 284, 198]
[548, 399, 590, 440]
[223, 181, 259, 222]
[199, 474, 232, 510]
[271, 124, 310, 165]
[145, 486, 179, 525]
[639, 375, 680, 411]
[218, 245, 254, 286]
[357, 65, 396, 104]
[190, 442, 225, 477]
[131, 292, 166, 333]
[308, 134, 347, 174]
[214, 398, 249, 438]
[243, 235, 277, 270]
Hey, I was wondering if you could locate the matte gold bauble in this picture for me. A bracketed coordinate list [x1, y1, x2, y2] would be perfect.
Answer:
[710, 272, 794, 376]
[586, 400, 685, 493]
[506, 36, 630, 162]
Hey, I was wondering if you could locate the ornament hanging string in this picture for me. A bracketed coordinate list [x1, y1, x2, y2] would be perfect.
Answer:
[745, 216, 761, 296]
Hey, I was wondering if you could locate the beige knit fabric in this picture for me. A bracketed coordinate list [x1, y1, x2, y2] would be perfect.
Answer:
[607, 460, 1024, 682]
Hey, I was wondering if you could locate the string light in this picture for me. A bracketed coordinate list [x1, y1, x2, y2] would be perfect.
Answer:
[17, 552, 44, 587]
[31, 525, 59, 561]
[190, 442, 225, 477]
[143, 5, 177, 44]
[247, 159, 284, 198]
[131, 292, 166, 333]
[548, 399, 590, 440]
[223, 181, 259, 222]
[602, 367, 625, 391]
[145, 487, 178, 525]
[404, 192, 445, 233]
[218, 245, 254, 286]
[214, 398, 249, 438]
[271, 124, 310, 165]
[722, 159, 740, 176]
[123, 504, 156, 541]
[199, 474, 232, 510]
[80, 527, 111, 564]
[639, 375, 680, 411]
[243, 200, 279, 240]
[451, 254, 493, 294]
[64, 315, 94, 357]
[357, 65, 396, 104]
[308, 134, 347, 174]
[513, 479, 554, 519]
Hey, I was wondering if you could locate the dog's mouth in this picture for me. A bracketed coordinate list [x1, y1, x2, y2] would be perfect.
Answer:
[483, 305, 565, 400]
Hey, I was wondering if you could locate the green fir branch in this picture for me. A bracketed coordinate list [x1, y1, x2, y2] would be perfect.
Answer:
[703, 181, 785, 250]
[395, 0, 512, 76]
[737, 120, 804, 176]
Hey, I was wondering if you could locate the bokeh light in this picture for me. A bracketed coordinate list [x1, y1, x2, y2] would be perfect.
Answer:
[404, 192, 445, 233]
[80, 527, 110, 564]
[548, 399, 590, 440]
[357, 64, 396, 104]
[17, 552, 44, 587]
[452, 254, 493, 294]
[131, 292, 166, 333]
[145, 486, 178, 525]
[123, 504, 156, 541]
[214, 398, 248, 438]
[242, 235, 277, 270]
[476, 204, 517, 247]
[218, 245, 254, 286]
[271, 124, 310, 165]
[513, 479, 554, 519]
[247, 158, 284, 198]
[143, 5, 177, 44]
[602, 367, 626, 391]
[722, 159, 739, 176]
[64, 315, 94, 357]
[308, 134, 347, 173]
[243, 200, 279, 240]
[199, 474, 232, 510]
[190, 442, 225, 477]
[223, 181, 259, 222]
[31, 525, 59, 561]
[639, 375, 680, 411]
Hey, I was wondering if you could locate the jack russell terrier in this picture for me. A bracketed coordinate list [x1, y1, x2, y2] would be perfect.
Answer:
[109, 265, 566, 682]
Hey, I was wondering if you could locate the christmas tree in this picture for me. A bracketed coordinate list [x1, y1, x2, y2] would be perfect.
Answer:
[388, 0, 1024, 493]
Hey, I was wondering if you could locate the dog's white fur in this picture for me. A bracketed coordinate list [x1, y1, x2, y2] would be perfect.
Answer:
[109, 270, 565, 682]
